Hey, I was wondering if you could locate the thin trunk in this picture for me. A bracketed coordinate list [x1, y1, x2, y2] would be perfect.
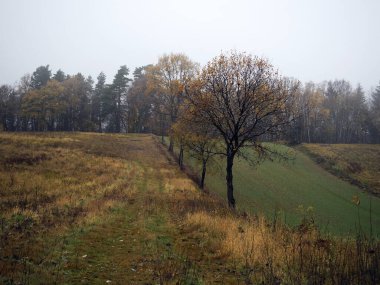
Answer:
[226, 148, 235, 208]
[178, 144, 184, 170]
[200, 159, 207, 190]
[22, 117, 28, 131]
[160, 114, 164, 144]
[115, 109, 120, 132]
[168, 136, 174, 152]
[169, 113, 175, 152]
[307, 116, 311, 143]
[1, 115, 7, 131]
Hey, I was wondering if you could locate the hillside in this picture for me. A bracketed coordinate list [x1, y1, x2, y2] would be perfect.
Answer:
[297, 144, 380, 196]
[180, 143, 380, 236]
[0, 132, 233, 283]
[0, 133, 379, 284]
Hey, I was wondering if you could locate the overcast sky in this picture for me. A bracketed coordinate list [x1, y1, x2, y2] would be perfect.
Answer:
[1, 0, 379, 91]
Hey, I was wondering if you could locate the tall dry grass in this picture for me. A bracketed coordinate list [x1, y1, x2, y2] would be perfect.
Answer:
[185, 209, 379, 284]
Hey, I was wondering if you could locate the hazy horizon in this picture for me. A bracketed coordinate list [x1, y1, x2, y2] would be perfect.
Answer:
[1, 0, 379, 92]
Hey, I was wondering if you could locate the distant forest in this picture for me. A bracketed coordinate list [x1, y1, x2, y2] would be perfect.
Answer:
[1, 57, 380, 144]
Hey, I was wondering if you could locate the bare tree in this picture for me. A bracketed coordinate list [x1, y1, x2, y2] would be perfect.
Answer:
[186, 51, 299, 208]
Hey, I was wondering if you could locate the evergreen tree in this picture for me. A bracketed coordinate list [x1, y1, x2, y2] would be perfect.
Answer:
[370, 82, 380, 143]
[110, 65, 131, 132]
[92, 72, 106, 132]
[31, 65, 51, 89]
[53, 69, 66, 82]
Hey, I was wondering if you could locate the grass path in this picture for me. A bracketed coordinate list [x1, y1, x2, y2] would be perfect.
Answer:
[0, 133, 242, 284]
[54, 135, 240, 284]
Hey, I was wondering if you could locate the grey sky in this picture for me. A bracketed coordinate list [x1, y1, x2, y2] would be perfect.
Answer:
[1, 0, 379, 91]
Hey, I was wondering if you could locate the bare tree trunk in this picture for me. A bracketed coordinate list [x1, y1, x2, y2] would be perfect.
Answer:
[169, 113, 176, 152]
[200, 159, 207, 190]
[178, 144, 184, 170]
[2, 115, 7, 131]
[226, 149, 235, 208]
[160, 114, 164, 144]
[168, 136, 174, 152]
[307, 116, 311, 143]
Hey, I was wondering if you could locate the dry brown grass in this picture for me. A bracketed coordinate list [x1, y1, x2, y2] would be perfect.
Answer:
[184, 208, 380, 284]
[298, 143, 380, 195]
[0, 132, 146, 283]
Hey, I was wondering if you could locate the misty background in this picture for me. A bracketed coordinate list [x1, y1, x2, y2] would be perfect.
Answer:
[1, 0, 379, 92]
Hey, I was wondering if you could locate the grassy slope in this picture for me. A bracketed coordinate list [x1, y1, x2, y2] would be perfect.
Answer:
[1, 133, 379, 284]
[182, 143, 380, 236]
[0, 133, 239, 284]
[297, 144, 380, 195]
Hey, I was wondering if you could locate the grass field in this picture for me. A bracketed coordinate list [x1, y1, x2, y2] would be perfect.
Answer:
[1, 132, 379, 284]
[179, 142, 380, 236]
[1, 132, 238, 284]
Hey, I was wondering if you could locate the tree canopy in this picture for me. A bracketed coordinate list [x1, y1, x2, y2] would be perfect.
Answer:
[186, 51, 300, 207]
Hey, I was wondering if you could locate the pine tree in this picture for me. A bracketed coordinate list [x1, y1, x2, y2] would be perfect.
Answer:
[370, 82, 380, 142]
[53, 69, 66, 82]
[110, 65, 131, 132]
[31, 65, 51, 89]
[92, 72, 106, 132]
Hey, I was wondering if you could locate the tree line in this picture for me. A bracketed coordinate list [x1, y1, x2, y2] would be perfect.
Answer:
[1, 57, 379, 143]
[1, 52, 380, 207]
[0, 65, 133, 133]
[288, 80, 380, 144]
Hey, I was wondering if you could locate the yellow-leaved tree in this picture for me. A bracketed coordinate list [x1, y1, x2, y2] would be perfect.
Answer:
[172, 103, 221, 189]
[146, 53, 199, 152]
[22, 80, 65, 131]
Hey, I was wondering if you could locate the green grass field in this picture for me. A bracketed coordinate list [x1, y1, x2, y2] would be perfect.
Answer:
[179, 142, 380, 236]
